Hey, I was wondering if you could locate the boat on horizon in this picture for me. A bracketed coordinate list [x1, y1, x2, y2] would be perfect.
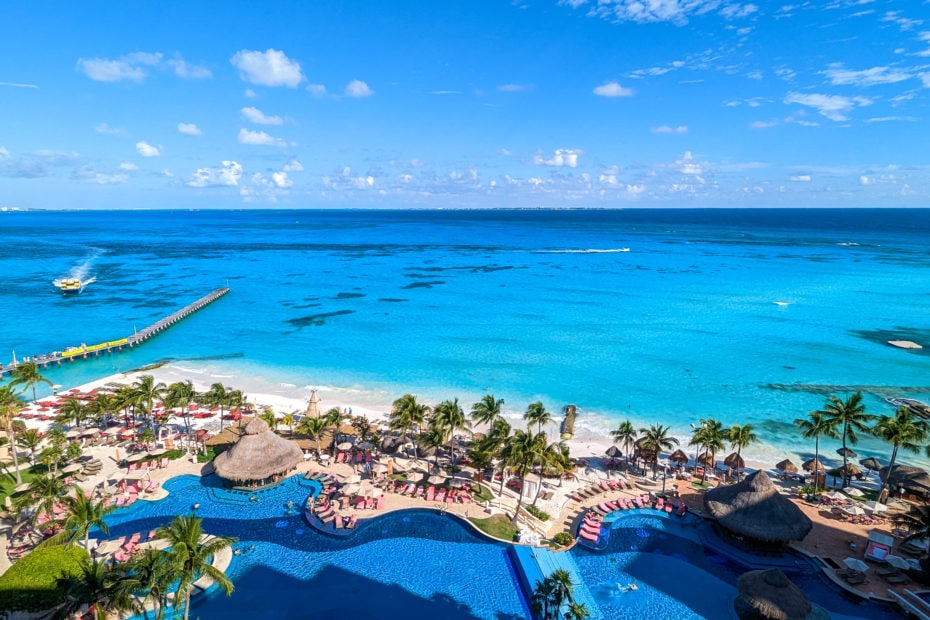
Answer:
[53, 277, 84, 295]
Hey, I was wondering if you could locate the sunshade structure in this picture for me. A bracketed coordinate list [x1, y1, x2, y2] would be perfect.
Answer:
[724, 452, 746, 470]
[801, 458, 825, 473]
[859, 457, 882, 472]
[697, 451, 716, 467]
[881, 464, 930, 496]
[305, 390, 320, 418]
[843, 557, 869, 573]
[734, 568, 828, 620]
[605, 445, 622, 458]
[668, 449, 689, 466]
[213, 417, 303, 485]
[704, 471, 812, 545]
[836, 447, 858, 458]
[775, 459, 798, 474]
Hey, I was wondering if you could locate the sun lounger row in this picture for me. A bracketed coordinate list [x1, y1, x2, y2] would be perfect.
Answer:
[587, 494, 689, 517]
[570, 477, 633, 501]
[577, 510, 603, 543]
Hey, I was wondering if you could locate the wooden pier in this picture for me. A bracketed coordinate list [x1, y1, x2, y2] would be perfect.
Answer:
[1, 287, 229, 375]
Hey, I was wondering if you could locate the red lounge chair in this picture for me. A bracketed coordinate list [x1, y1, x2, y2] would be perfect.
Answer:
[446, 490, 456, 503]
[435, 488, 447, 502]
[425, 486, 436, 501]
[415, 486, 425, 498]
[356, 497, 366, 510]
[376, 495, 384, 510]
[579, 529, 599, 542]
[655, 498, 664, 510]
[665, 502, 674, 513]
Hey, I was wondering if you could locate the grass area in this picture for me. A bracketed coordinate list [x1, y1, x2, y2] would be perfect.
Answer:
[0, 544, 89, 611]
[471, 484, 493, 503]
[0, 465, 42, 505]
[468, 514, 518, 542]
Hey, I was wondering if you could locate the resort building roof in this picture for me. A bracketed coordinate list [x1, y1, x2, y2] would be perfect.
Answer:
[212, 417, 303, 483]
[704, 471, 813, 543]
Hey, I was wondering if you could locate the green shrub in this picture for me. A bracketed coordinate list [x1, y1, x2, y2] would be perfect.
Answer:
[525, 505, 549, 521]
[0, 545, 88, 611]
[552, 531, 574, 547]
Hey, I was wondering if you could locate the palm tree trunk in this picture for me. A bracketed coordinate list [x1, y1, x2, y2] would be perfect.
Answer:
[814, 435, 821, 490]
[183, 589, 192, 620]
[8, 425, 21, 484]
[735, 447, 742, 482]
[880, 443, 900, 496]
[841, 423, 849, 487]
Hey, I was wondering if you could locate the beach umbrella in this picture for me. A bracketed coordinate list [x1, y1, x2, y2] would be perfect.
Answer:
[605, 445, 622, 458]
[65, 429, 82, 439]
[886, 555, 911, 570]
[148, 447, 167, 456]
[802, 458, 825, 472]
[863, 500, 887, 513]
[775, 459, 798, 474]
[80, 427, 101, 436]
[668, 449, 689, 465]
[735, 568, 817, 620]
[696, 451, 715, 467]
[836, 447, 858, 458]
[842, 504, 865, 516]
[724, 452, 745, 470]
[13, 482, 31, 494]
[340, 473, 361, 485]
[407, 472, 425, 483]
[95, 539, 125, 556]
[842, 557, 869, 573]
[62, 463, 83, 474]
[823, 490, 846, 501]
[428, 474, 447, 485]
[843, 486, 864, 498]
[357, 441, 373, 451]
[372, 463, 388, 474]
[340, 483, 360, 496]
[859, 457, 882, 472]
[365, 486, 383, 498]
[337, 441, 353, 451]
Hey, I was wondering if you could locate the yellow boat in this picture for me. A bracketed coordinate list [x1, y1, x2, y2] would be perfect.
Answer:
[54, 278, 84, 294]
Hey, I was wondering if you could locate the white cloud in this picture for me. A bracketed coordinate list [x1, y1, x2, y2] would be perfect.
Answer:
[675, 151, 703, 175]
[237, 128, 287, 147]
[271, 171, 293, 188]
[750, 120, 778, 128]
[921, 72, 930, 87]
[135, 141, 162, 157]
[565, 0, 758, 26]
[533, 148, 581, 168]
[593, 81, 634, 97]
[345, 79, 373, 98]
[652, 125, 688, 134]
[73, 165, 129, 185]
[790, 174, 812, 182]
[187, 161, 242, 187]
[77, 52, 209, 83]
[95, 122, 125, 136]
[283, 159, 304, 172]
[307, 83, 327, 97]
[822, 63, 912, 86]
[244, 88, 257, 99]
[0, 81, 38, 89]
[241, 106, 283, 126]
[230, 49, 304, 87]
[498, 83, 530, 92]
[784, 92, 872, 121]
[166, 58, 211, 79]
[0, 146, 10, 160]
[118, 162, 139, 171]
[178, 123, 203, 136]
[859, 175, 871, 185]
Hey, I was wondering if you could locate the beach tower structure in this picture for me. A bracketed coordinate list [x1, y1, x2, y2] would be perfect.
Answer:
[734, 568, 829, 620]
[704, 471, 812, 549]
[212, 417, 303, 487]
[306, 390, 321, 418]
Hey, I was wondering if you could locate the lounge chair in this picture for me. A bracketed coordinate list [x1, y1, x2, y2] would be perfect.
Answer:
[335, 516, 344, 529]
[346, 516, 357, 529]
[579, 529, 599, 542]
[446, 490, 456, 503]
[365, 497, 375, 509]
[415, 486, 425, 498]
[356, 497, 366, 510]
[376, 495, 384, 510]
[884, 572, 908, 584]
[435, 488, 447, 502]
[425, 486, 436, 501]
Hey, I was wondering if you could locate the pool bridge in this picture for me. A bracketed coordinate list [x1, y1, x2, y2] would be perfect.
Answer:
[2, 287, 230, 375]
[510, 544, 602, 620]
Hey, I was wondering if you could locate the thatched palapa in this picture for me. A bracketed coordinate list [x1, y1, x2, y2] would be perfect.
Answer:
[668, 449, 689, 465]
[213, 417, 303, 483]
[881, 464, 930, 495]
[704, 471, 812, 543]
[734, 568, 829, 620]
[775, 459, 797, 474]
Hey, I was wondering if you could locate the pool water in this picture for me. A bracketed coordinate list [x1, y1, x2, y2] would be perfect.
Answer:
[99, 475, 529, 620]
[571, 509, 901, 620]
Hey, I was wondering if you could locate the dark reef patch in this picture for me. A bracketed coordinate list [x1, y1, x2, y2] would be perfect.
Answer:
[851, 327, 930, 356]
[401, 281, 445, 290]
[378, 298, 408, 303]
[332, 292, 366, 299]
[286, 309, 355, 329]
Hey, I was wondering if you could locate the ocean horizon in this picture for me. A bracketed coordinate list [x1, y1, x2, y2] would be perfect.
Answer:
[3, 208, 930, 470]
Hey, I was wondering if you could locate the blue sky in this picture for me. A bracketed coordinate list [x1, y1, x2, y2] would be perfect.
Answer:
[1, 0, 928, 209]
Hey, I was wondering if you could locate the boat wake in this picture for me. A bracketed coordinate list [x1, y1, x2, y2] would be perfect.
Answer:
[539, 248, 631, 254]
[53, 249, 102, 292]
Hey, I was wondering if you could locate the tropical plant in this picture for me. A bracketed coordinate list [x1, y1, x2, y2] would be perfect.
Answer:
[280, 412, 295, 432]
[873, 407, 929, 497]
[500, 427, 547, 523]
[610, 420, 637, 460]
[524, 401, 552, 435]
[389, 393, 430, 461]
[728, 423, 758, 481]
[817, 392, 874, 486]
[40, 490, 116, 550]
[323, 407, 342, 458]
[87, 392, 120, 427]
[0, 385, 25, 483]
[53, 557, 142, 620]
[297, 415, 328, 458]
[689, 418, 726, 484]
[531, 568, 581, 620]
[166, 380, 197, 451]
[433, 397, 470, 466]
[115, 384, 140, 426]
[639, 424, 679, 478]
[471, 394, 505, 428]
[13, 474, 75, 524]
[351, 414, 375, 443]
[794, 409, 837, 490]
[201, 382, 229, 432]
[16, 427, 43, 465]
[56, 397, 87, 429]
[259, 407, 278, 430]
[891, 505, 930, 560]
[129, 547, 177, 620]
[157, 515, 235, 620]
[564, 601, 591, 620]
[9, 361, 51, 403]
[132, 374, 167, 428]
[39, 445, 64, 474]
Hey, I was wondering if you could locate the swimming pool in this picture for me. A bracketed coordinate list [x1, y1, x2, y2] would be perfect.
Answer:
[100, 475, 530, 620]
[570, 509, 900, 620]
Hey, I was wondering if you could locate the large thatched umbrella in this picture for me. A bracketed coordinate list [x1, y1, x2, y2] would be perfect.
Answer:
[881, 464, 930, 495]
[213, 417, 303, 483]
[668, 449, 689, 466]
[801, 458, 824, 472]
[697, 451, 716, 467]
[305, 390, 320, 418]
[704, 471, 812, 544]
[775, 459, 798, 474]
[605, 445, 622, 458]
[724, 452, 746, 470]
[836, 447, 857, 458]
[735, 568, 829, 620]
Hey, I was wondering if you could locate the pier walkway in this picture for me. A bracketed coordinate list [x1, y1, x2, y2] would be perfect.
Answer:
[1, 287, 229, 375]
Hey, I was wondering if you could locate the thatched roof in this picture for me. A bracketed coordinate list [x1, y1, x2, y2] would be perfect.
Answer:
[704, 471, 812, 543]
[724, 452, 746, 469]
[801, 458, 824, 472]
[213, 417, 303, 482]
[735, 569, 827, 620]
[881, 464, 930, 494]
[775, 459, 797, 473]
[697, 451, 716, 467]
[668, 449, 689, 464]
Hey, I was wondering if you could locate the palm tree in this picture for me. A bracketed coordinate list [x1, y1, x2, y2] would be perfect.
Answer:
[471, 416, 512, 493]
[564, 601, 591, 620]
[88, 392, 120, 428]
[16, 427, 43, 465]
[689, 418, 726, 484]
[280, 412, 295, 433]
[818, 392, 874, 486]
[891, 505, 930, 566]
[13, 474, 75, 524]
[132, 374, 167, 428]
[115, 384, 140, 426]
[54, 557, 142, 620]
[728, 423, 758, 481]
[531, 569, 580, 620]
[500, 427, 547, 523]
[471, 394, 505, 428]
[873, 407, 929, 498]
[389, 394, 430, 461]
[202, 382, 229, 432]
[9, 361, 51, 402]
[259, 407, 278, 430]
[534, 441, 568, 505]
[531, 575, 558, 620]
[157, 515, 235, 620]
[794, 409, 837, 490]
[639, 424, 679, 478]
[0, 385, 25, 483]
[524, 401, 552, 435]
[610, 420, 637, 460]
[40, 490, 116, 550]
[166, 380, 197, 452]
[56, 397, 86, 429]
[130, 547, 176, 620]
[323, 407, 342, 458]
[296, 415, 328, 458]
[433, 398, 470, 466]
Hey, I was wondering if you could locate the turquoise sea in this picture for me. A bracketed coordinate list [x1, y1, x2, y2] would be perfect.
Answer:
[2, 208, 929, 468]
